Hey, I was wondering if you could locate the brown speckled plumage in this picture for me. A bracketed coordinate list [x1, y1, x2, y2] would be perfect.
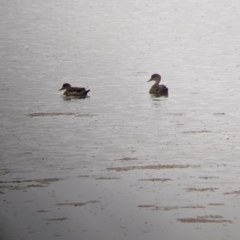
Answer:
[59, 83, 90, 98]
[148, 73, 168, 96]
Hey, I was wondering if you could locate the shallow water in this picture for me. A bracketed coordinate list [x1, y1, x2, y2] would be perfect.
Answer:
[1, 0, 240, 239]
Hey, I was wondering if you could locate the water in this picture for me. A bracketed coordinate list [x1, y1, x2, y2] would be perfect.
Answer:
[1, 0, 240, 239]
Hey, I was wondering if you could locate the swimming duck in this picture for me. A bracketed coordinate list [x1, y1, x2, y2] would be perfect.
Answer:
[148, 73, 168, 96]
[59, 83, 90, 97]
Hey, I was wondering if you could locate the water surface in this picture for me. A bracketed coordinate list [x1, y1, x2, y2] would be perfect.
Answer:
[1, 0, 240, 239]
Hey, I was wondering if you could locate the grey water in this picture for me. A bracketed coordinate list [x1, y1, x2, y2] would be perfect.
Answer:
[1, 0, 240, 239]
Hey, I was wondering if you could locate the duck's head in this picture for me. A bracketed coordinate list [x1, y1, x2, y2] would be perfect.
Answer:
[148, 73, 161, 82]
[59, 83, 71, 91]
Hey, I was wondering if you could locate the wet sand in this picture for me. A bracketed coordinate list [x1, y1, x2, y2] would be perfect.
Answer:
[1, 154, 240, 240]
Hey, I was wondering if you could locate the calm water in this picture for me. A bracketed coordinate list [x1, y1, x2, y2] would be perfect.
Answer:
[1, 0, 240, 239]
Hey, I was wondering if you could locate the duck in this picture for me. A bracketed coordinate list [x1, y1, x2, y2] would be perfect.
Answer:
[59, 83, 90, 97]
[147, 73, 168, 96]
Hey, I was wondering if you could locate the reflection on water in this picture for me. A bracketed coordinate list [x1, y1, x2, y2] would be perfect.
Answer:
[61, 95, 91, 101]
[150, 94, 169, 100]
[1, 0, 240, 239]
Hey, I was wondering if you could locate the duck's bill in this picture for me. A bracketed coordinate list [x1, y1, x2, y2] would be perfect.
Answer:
[147, 79, 152, 82]
[59, 88, 64, 91]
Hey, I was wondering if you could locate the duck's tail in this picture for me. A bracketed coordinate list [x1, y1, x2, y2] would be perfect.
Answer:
[83, 89, 90, 96]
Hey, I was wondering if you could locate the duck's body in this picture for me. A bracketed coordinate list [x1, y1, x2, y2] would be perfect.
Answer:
[148, 73, 168, 96]
[59, 83, 90, 98]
